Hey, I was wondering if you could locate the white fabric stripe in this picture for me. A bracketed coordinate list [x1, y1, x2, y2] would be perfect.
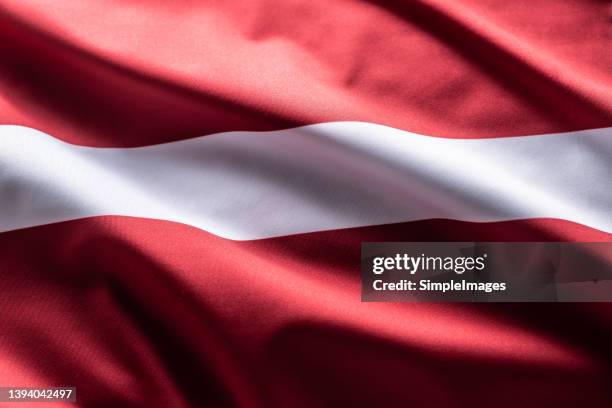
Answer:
[1, 123, 611, 240]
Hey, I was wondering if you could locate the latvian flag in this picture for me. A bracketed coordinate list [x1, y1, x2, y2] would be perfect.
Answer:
[0, 1, 611, 407]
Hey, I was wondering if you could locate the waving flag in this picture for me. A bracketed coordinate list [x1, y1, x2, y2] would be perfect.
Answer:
[0, 1, 611, 407]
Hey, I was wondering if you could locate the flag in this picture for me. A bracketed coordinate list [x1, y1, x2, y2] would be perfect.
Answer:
[0, 1, 611, 407]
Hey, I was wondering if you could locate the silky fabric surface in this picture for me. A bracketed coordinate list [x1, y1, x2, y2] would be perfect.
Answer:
[0, 1, 611, 407]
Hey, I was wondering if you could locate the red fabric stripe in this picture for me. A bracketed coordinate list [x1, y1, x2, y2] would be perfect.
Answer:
[0, 0, 610, 146]
[1, 216, 611, 406]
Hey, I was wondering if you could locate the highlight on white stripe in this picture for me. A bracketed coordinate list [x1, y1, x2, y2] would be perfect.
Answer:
[1, 122, 611, 240]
